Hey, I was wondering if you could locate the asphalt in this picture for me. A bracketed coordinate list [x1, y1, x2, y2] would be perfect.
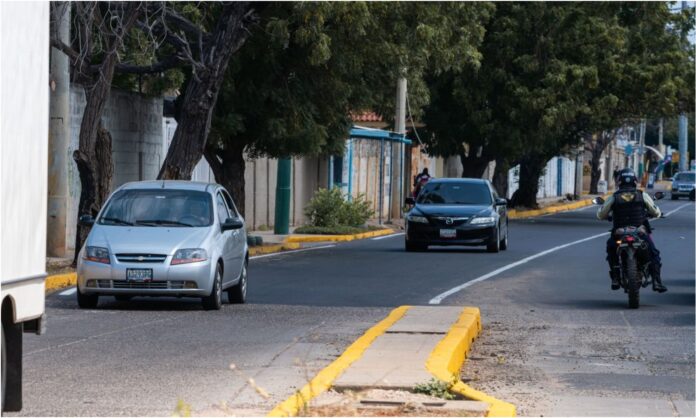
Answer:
[9, 198, 694, 416]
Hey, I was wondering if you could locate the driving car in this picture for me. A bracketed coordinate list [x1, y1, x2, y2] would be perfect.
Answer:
[404, 178, 508, 252]
[76, 181, 248, 310]
[670, 171, 695, 200]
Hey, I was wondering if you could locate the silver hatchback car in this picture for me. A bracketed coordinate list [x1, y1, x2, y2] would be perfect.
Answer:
[76, 181, 248, 310]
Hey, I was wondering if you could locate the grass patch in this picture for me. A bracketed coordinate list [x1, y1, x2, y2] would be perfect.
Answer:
[293, 225, 383, 235]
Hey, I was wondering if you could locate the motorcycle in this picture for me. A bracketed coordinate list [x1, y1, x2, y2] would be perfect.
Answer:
[593, 191, 665, 309]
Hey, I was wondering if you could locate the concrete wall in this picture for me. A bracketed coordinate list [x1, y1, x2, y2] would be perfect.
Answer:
[55, 86, 164, 257]
[507, 156, 577, 200]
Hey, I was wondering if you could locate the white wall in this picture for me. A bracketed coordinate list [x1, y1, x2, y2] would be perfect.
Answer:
[506, 156, 576, 200]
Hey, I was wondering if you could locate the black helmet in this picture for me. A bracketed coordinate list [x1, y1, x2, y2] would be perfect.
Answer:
[616, 168, 637, 188]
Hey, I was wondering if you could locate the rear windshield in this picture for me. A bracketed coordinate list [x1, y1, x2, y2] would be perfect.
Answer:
[98, 189, 213, 227]
[675, 173, 695, 183]
[417, 182, 492, 205]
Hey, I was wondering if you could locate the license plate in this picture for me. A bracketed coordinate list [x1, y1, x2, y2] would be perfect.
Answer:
[440, 229, 457, 239]
[127, 268, 152, 282]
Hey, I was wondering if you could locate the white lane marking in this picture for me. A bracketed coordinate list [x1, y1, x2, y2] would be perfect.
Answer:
[372, 232, 405, 240]
[428, 232, 610, 305]
[429, 201, 690, 304]
[59, 287, 76, 296]
[663, 203, 691, 217]
[250, 244, 336, 260]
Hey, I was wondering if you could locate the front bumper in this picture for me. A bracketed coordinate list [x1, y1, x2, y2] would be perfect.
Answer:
[671, 187, 694, 197]
[77, 256, 214, 297]
[406, 222, 496, 246]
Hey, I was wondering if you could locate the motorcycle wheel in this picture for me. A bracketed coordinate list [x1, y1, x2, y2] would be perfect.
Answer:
[624, 251, 640, 309]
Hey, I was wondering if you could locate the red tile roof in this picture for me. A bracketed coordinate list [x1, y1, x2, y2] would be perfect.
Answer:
[350, 111, 383, 122]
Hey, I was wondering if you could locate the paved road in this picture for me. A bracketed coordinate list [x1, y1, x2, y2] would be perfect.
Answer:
[10, 199, 694, 416]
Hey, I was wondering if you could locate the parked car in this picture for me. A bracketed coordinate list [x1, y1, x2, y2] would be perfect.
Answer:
[404, 178, 509, 252]
[670, 171, 695, 200]
[76, 181, 248, 310]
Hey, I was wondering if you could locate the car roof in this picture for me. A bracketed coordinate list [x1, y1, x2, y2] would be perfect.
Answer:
[118, 180, 220, 193]
[427, 177, 489, 185]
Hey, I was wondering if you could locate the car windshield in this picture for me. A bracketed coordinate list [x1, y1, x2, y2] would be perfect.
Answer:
[675, 173, 695, 183]
[417, 182, 492, 205]
[98, 189, 213, 227]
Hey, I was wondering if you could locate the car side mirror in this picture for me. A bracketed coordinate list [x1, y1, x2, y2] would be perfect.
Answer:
[495, 198, 507, 206]
[653, 191, 665, 200]
[404, 197, 415, 205]
[79, 214, 95, 226]
[592, 197, 605, 205]
[222, 218, 244, 231]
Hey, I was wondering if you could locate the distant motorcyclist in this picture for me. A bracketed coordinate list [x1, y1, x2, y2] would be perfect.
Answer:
[597, 168, 667, 293]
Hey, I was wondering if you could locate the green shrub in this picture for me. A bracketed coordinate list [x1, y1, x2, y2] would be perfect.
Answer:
[414, 379, 456, 400]
[294, 225, 382, 235]
[304, 188, 373, 228]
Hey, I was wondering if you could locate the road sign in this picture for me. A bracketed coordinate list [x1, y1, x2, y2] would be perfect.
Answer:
[672, 152, 680, 163]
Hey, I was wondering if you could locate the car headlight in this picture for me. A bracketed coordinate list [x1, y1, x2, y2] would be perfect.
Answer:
[85, 246, 110, 264]
[171, 248, 208, 265]
[407, 215, 428, 224]
[470, 216, 496, 225]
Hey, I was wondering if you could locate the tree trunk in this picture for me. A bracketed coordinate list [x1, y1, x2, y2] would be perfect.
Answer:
[72, 124, 114, 265]
[589, 147, 602, 194]
[205, 141, 246, 217]
[493, 159, 509, 198]
[158, 3, 253, 180]
[510, 155, 546, 209]
[459, 151, 490, 178]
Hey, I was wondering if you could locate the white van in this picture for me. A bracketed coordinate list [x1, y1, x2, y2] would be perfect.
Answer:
[0, 2, 50, 412]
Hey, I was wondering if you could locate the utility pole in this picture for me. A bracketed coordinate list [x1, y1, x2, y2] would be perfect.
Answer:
[657, 118, 665, 180]
[574, 141, 584, 198]
[47, 2, 71, 258]
[638, 119, 646, 178]
[391, 76, 407, 220]
[274, 158, 291, 235]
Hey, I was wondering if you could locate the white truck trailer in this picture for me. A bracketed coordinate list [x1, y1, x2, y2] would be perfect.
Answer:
[0, 1, 50, 412]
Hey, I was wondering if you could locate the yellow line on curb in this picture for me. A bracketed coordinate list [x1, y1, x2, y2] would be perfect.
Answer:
[426, 307, 516, 417]
[508, 194, 610, 220]
[267, 305, 411, 417]
[249, 242, 301, 256]
[45, 272, 77, 293]
[285, 228, 394, 243]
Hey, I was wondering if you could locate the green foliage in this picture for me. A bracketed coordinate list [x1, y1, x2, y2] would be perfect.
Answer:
[414, 379, 456, 400]
[303, 188, 373, 228]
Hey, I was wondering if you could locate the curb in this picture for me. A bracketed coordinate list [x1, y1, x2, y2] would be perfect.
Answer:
[249, 242, 301, 256]
[284, 228, 394, 243]
[268, 305, 411, 417]
[45, 272, 77, 293]
[508, 194, 610, 220]
[426, 307, 516, 417]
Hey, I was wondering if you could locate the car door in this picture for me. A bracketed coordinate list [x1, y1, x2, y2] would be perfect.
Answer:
[490, 183, 507, 237]
[215, 192, 236, 286]
[221, 189, 245, 282]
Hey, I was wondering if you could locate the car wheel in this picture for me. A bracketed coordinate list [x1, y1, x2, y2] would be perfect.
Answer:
[500, 230, 508, 251]
[2, 326, 6, 412]
[228, 259, 248, 304]
[114, 295, 132, 302]
[77, 286, 98, 309]
[487, 228, 500, 253]
[690, 190, 695, 201]
[202, 264, 223, 311]
[405, 241, 426, 252]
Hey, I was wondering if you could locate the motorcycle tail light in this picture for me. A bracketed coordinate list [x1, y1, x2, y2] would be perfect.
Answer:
[625, 236, 635, 243]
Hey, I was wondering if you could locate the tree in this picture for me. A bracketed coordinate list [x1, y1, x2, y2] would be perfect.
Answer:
[206, 2, 493, 215]
[50, 2, 144, 264]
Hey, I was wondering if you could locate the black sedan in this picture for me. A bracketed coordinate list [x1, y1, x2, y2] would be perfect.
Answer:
[404, 178, 509, 252]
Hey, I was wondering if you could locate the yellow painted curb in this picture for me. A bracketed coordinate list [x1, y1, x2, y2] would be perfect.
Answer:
[508, 193, 610, 220]
[285, 228, 394, 243]
[249, 242, 301, 256]
[268, 305, 411, 417]
[426, 307, 516, 417]
[45, 272, 77, 293]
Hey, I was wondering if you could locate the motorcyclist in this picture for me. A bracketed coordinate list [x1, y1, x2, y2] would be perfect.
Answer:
[597, 168, 667, 293]
[413, 168, 431, 198]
